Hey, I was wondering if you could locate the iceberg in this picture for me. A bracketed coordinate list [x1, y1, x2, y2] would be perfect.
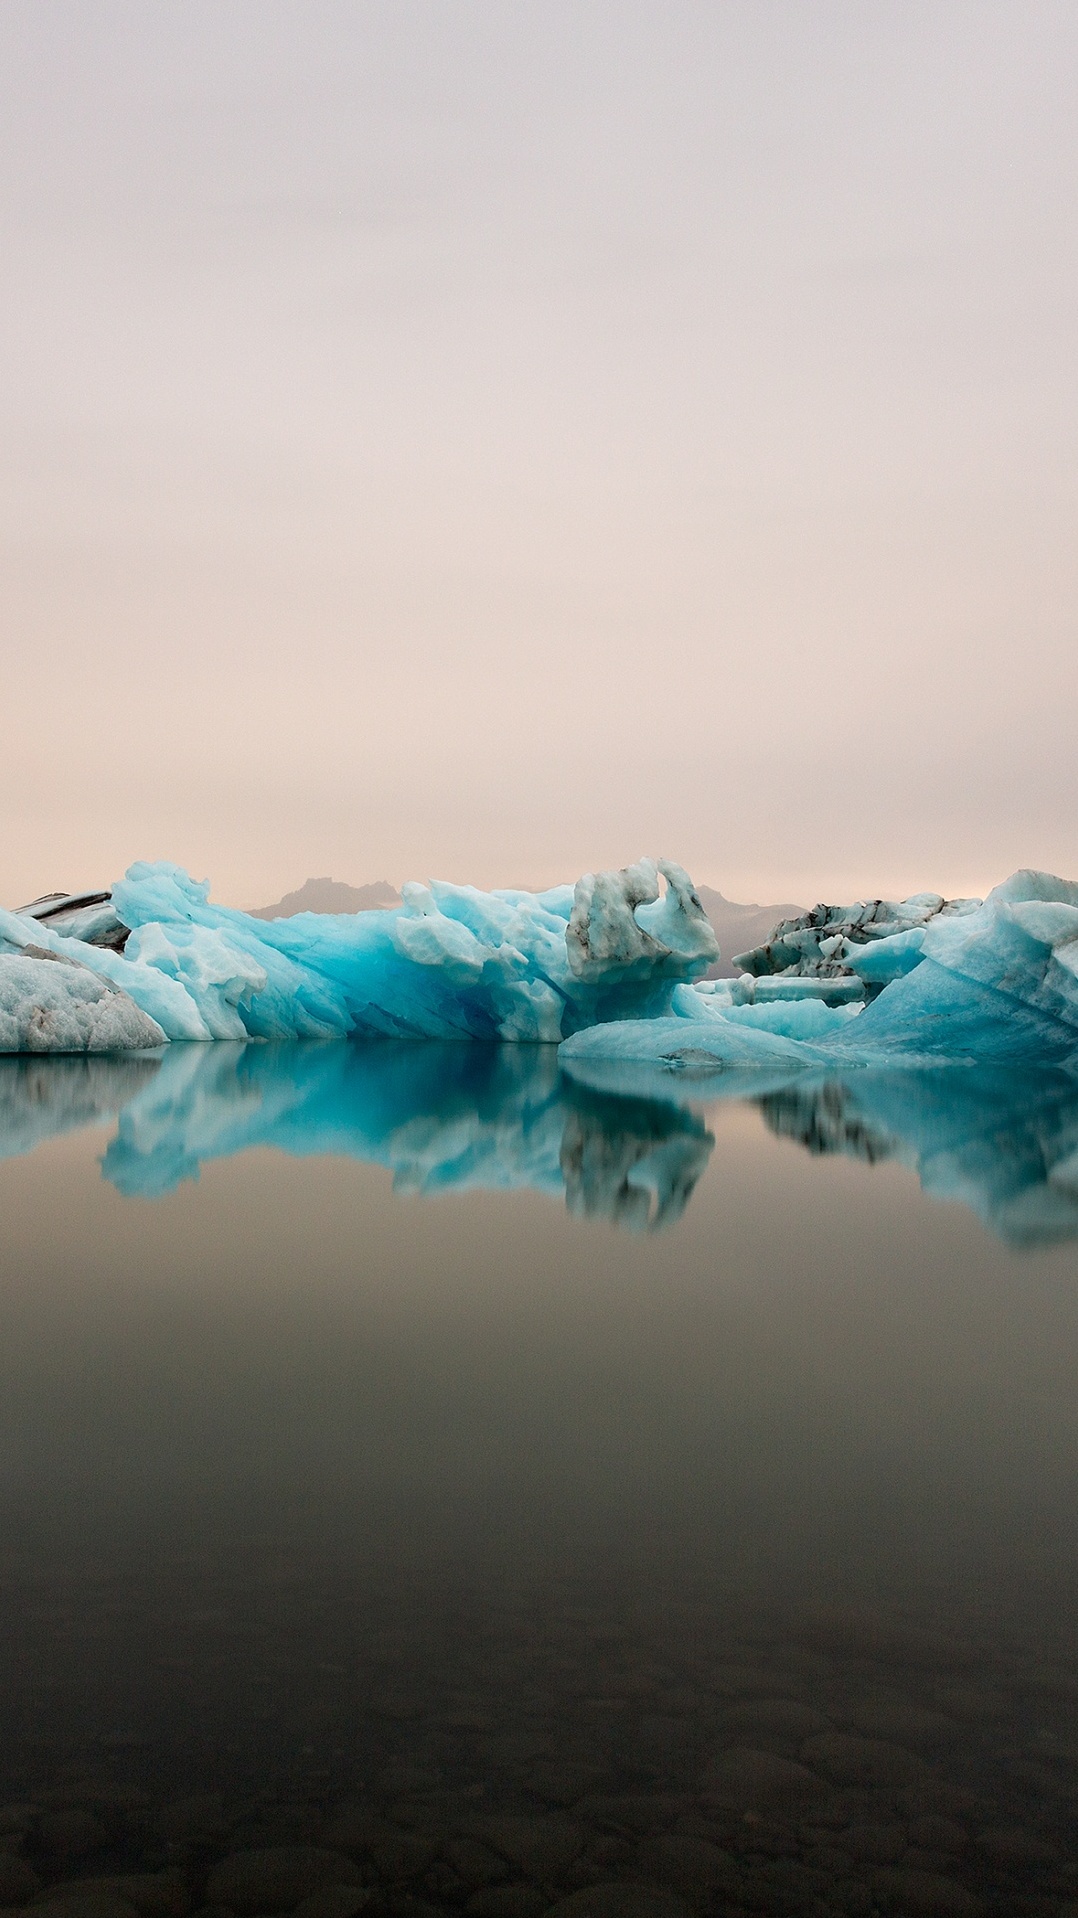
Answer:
[6, 856, 1078, 1076]
[1, 857, 718, 1050]
[733, 890, 982, 980]
[561, 869, 1078, 1080]
[16, 888, 130, 950]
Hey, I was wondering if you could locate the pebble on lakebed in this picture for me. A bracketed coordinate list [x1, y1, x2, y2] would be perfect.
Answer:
[1, 1593, 1076, 1918]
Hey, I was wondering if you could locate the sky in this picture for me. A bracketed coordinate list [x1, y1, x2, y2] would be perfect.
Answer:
[2, 1, 1077, 909]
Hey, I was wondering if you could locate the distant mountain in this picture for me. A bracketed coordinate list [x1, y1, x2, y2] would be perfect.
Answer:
[695, 886, 805, 977]
[249, 877, 400, 920]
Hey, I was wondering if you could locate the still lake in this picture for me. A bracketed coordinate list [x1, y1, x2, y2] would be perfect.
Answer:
[1, 1042, 1076, 1917]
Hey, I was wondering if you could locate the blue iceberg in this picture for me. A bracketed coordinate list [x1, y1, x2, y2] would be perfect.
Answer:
[560, 868, 1078, 1080]
[0, 856, 718, 1050]
[5, 858, 1078, 1078]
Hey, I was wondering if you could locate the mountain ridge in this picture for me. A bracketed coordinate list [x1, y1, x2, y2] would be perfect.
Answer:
[248, 877, 400, 919]
[694, 885, 805, 976]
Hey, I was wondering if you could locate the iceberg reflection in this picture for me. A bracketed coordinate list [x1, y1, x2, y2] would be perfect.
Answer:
[0, 1042, 712, 1232]
[756, 1067, 1078, 1247]
[4, 1042, 1078, 1243]
[0, 1052, 160, 1161]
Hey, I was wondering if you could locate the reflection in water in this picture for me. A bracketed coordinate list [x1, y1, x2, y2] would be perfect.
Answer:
[0, 1052, 159, 1160]
[760, 1068, 1078, 1246]
[0, 1042, 713, 1232]
[561, 1090, 713, 1231]
[5, 1042, 1078, 1242]
[4, 1042, 1078, 1240]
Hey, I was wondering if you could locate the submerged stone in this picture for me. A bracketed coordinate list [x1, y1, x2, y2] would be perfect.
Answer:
[700, 1747, 828, 1815]
[545, 1889, 693, 1918]
[204, 1849, 362, 1914]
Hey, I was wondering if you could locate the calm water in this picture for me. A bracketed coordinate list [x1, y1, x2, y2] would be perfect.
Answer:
[1, 1043, 1076, 1918]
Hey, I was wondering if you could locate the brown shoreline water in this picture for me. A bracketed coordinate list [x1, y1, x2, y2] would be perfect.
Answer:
[1, 1074, 1076, 1918]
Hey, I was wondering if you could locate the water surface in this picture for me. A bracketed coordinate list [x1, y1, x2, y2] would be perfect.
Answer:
[1, 1044, 1076, 1916]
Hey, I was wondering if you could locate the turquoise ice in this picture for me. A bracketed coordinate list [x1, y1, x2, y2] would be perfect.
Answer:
[5, 859, 1078, 1075]
[560, 868, 1078, 1080]
[1, 857, 718, 1048]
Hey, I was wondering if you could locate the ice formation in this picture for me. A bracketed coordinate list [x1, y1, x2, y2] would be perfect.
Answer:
[17, 889, 130, 950]
[6, 857, 1078, 1077]
[0, 948, 165, 1054]
[0, 857, 718, 1050]
[734, 891, 981, 981]
[560, 869, 1078, 1080]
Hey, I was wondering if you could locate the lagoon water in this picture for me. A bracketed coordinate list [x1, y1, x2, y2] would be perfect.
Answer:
[1, 1043, 1077, 1917]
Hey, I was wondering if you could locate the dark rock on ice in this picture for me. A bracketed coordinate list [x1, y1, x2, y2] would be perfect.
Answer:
[733, 892, 980, 981]
[16, 890, 130, 951]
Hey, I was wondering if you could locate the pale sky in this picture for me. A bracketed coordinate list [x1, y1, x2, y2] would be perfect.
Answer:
[3, 1, 1076, 910]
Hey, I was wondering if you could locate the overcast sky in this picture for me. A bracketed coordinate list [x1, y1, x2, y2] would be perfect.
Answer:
[2, 1, 1076, 908]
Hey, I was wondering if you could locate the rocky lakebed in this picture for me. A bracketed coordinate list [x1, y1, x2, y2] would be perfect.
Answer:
[1, 1577, 1076, 1918]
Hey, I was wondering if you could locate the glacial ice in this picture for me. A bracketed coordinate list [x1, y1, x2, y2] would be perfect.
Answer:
[1, 857, 718, 1050]
[17, 889, 130, 949]
[0, 948, 165, 1054]
[733, 890, 982, 979]
[6, 858, 1078, 1076]
[561, 869, 1078, 1081]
